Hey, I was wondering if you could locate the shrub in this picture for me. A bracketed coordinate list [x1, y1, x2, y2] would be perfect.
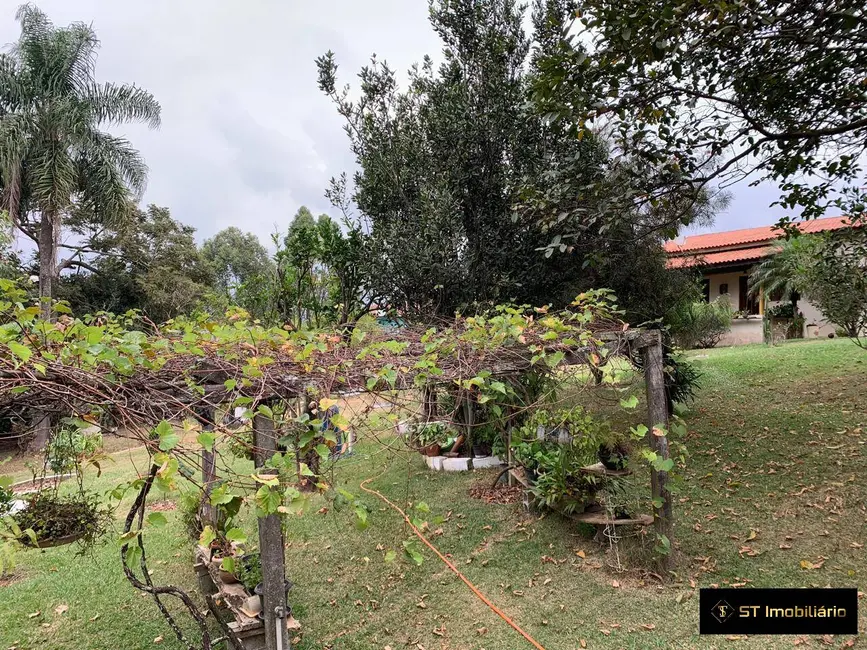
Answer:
[669, 297, 733, 349]
[511, 407, 621, 512]
[46, 426, 103, 475]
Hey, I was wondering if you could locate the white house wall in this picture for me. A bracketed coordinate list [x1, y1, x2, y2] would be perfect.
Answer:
[707, 271, 745, 308]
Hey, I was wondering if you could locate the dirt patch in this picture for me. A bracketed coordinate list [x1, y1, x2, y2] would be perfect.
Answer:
[148, 500, 177, 512]
[468, 482, 523, 505]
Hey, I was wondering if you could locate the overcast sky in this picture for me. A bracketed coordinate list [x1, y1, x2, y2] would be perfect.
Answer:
[1, 0, 794, 249]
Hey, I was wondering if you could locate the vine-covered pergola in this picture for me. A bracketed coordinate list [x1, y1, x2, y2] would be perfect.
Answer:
[0, 289, 675, 650]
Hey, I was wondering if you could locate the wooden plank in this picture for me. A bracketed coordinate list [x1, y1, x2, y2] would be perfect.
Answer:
[509, 467, 530, 488]
[569, 512, 653, 526]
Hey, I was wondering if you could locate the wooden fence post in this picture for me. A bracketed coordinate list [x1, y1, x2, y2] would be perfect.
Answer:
[253, 411, 291, 650]
[641, 332, 673, 571]
[194, 406, 217, 526]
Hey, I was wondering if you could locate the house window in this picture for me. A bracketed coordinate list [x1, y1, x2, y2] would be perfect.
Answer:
[719, 283, 728, 295]
[702, 279, 710, 303]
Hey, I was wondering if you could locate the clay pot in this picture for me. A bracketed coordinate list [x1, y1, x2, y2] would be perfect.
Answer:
[420, 443, 441, 457]
[218, 568, 239, 584]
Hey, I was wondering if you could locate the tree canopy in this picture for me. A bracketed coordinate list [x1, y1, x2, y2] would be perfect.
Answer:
[318, 0, 717, 323]
[532, 0, 867, 227]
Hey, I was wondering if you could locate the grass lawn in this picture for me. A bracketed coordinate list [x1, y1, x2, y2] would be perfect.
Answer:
[1, 338, 865, 649]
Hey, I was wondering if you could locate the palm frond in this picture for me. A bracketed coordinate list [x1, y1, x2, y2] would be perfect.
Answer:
[85, 82, 161, 129]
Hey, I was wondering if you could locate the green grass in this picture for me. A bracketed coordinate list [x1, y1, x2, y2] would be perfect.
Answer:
[1, 338, 865, 649]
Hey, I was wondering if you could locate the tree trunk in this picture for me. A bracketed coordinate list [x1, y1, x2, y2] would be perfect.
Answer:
[38, 210, 58, 321]
[29, 212, 58, 452]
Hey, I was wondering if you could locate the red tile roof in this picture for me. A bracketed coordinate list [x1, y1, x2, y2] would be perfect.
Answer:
[666, 245, 778, 269]
[664, 215, 852, 254]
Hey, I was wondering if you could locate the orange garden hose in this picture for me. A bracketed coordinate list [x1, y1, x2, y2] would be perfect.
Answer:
[359, 477, 549, 650]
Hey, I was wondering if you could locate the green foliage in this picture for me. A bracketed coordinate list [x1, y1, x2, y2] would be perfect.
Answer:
[512, 406, 618, 512]
[201, 227, 275, 320]
[533, 0, 867, 229]
[272, 207, 373, 329]
[237, 552, 262, 593]
[45, 425, 103, 475]
[57, 205, 213, 321]
[752, 234, 867, 344]
[668, 297, 733, 350]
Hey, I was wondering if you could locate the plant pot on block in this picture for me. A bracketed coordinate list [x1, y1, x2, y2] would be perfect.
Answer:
[597, 442, 630, 471]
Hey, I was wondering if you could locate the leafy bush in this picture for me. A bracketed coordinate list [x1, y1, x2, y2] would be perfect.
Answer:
[668, 297, 732, 349]
[46, 426, 103, 475]
[512, 407, 621, 512]
[237, 552, 262, 594]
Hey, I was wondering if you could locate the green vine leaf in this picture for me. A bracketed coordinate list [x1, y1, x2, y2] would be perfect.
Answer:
[147, 512, 167, 527]
[155, 420, 179, 452]
[197, 431, 216, 452]
[7, 341, 31, 363]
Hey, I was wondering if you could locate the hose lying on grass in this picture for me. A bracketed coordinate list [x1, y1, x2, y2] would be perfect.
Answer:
[360, 476, 548, 650]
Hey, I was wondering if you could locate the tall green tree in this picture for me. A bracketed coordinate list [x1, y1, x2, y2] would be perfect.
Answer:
[272, 206, 375, 329]
[201, 227, 274, 319]
[0, 4, 160, 318]
[318, 0, 716, 320]
[58, 205, 212, 322]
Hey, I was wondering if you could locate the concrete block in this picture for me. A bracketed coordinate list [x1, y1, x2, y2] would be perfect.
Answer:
[442, 457, 471, 472]
[472, 456, 504, 469]
[430, 456, 446, 471]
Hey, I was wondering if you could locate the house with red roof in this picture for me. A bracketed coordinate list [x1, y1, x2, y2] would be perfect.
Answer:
[664, 216, 853, 345]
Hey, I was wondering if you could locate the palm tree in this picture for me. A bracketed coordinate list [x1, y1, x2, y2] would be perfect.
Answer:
[0, 4, 160, 319]
[748, 235, 820, 312]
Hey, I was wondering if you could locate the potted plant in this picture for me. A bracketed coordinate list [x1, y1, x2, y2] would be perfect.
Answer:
[13, 425, 109, 549]
[237, 552, 264, 617]
[413, 422, 449, 456]
[14, 490, 107, 548]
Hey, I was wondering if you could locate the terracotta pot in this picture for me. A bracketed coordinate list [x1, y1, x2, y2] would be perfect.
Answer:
[218, 569, 239, 584]
[420, 443, 441, 457]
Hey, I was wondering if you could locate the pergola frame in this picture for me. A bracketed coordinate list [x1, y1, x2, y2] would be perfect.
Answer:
[1, 308, 673, 650]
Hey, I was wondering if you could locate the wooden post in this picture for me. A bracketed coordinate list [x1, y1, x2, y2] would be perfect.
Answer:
[194, 406, 217, 526]
[641, 332, 673, 571]
[253, 411, 291, 650]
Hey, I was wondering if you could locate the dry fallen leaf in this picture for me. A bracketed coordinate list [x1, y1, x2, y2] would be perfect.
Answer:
[476, 626, 488, 636]
[779, 544, 793, 550]
[54, 604, 68, 616]
[639, 623, 656, 631]
[27, 611, 40, 619]
[576, 549, 586, 559]
[89, 614, 100, 622]
[611, 580, 620, 588]
[579, 640, 587, 649]
[153, 636, 164, 644]
[746, 530, 757, 541]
